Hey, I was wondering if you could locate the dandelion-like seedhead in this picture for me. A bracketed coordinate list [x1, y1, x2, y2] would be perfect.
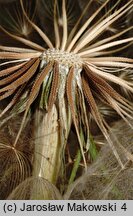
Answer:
[64, 120, 133, 200]
[7, 177, 62, 200]
[42, 48, 83, 67]
[0, 0, 133, 176]
[0, 115, 32, 199]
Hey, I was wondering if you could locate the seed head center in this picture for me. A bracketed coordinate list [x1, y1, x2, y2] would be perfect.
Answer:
[42, 48, 83, 68]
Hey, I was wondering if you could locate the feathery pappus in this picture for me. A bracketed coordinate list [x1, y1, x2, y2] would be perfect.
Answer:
[0, 0, 133, 170]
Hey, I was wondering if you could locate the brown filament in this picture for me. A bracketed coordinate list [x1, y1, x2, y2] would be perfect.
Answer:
[48, 61, 60, 111]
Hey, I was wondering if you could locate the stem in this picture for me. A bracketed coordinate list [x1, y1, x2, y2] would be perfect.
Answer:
[68, 149, 81, 185]
[32, 106, 61, 199]
[89, 134, 98, 161]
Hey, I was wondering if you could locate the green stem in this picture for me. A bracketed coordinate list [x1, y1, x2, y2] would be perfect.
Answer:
[89, 134, 98, 161]
[68, 149, 81, 185]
